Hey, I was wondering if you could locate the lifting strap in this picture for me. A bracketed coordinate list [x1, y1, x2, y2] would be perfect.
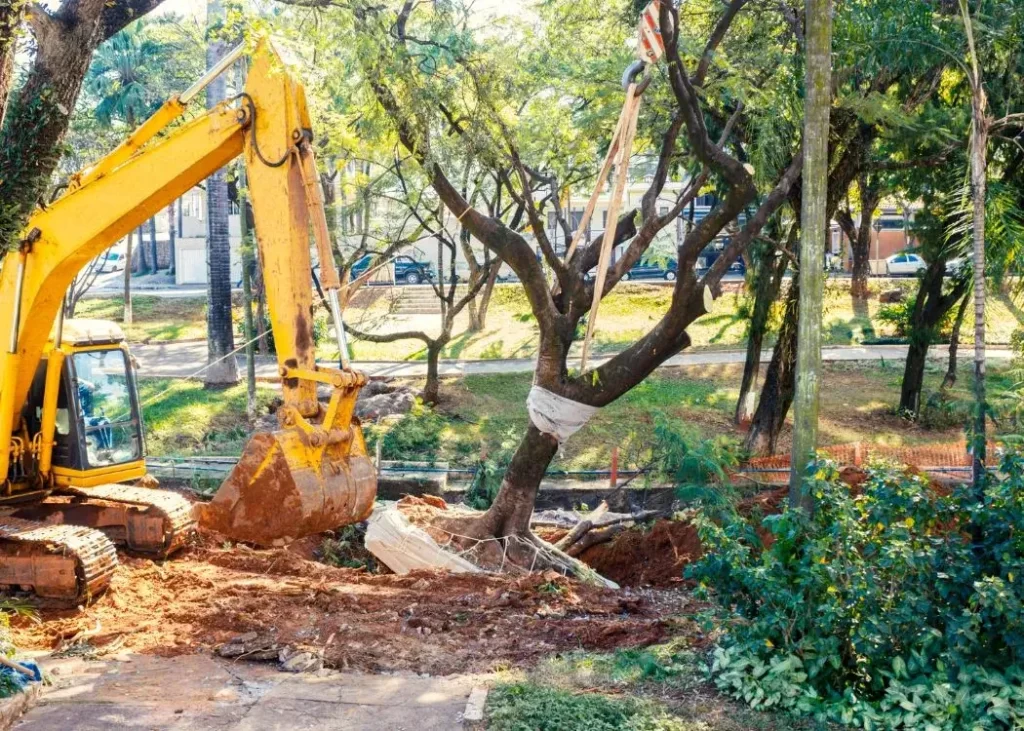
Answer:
[574, 1, 669, 371]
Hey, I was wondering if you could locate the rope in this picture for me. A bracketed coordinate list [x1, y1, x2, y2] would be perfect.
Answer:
[135, 330, 267, 411]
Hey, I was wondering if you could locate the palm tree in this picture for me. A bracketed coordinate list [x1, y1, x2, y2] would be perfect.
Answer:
[86, 22, 165, 128]
[203, 0, 238, 385]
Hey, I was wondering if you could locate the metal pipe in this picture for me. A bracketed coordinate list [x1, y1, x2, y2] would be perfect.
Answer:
[327, 289, 351, 370]
[54, 300, 64, 349]
[8, 254, 25, 354]
[179, 43, 247, 104]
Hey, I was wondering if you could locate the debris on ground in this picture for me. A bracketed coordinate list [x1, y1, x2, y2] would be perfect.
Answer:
[11, 531, 692, 676]
[365, 503, 481, 575]
[355, 382, 418, 421]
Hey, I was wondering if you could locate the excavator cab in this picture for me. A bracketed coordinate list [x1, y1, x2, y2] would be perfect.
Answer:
[23, 321, 146, 486]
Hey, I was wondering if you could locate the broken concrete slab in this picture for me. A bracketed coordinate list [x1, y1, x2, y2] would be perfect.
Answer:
[16, 654, 479, 730]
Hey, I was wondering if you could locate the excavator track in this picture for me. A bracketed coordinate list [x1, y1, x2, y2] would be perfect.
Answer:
[0, 518, 117, 603]
[13, 485, 197, 558]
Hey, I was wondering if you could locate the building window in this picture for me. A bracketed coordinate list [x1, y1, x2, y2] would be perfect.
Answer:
[659, 205, 669, 218]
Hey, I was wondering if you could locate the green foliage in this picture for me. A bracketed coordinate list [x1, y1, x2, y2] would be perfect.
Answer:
[486, 682, 695, 731]
[367, 400, 445, 463]
[318, 524, 378, 571]
[649, 413, 741, 514]
[690, 456, 1024, 729]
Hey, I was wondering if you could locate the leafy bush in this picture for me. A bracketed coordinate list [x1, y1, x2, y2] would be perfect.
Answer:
[689, 456, 1024, 729]
[877, 296, 955, 343]
[650, 414, 741, 516]
[369, 401, 445, 463]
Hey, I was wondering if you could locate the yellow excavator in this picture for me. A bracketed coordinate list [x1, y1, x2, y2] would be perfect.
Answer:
[0, 40, 376, 603]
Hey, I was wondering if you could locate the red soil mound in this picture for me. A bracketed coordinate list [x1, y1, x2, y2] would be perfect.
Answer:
[12, 530, 690, 676]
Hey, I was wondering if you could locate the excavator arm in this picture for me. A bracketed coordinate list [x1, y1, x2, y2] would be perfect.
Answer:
[0, 40, 375, 545]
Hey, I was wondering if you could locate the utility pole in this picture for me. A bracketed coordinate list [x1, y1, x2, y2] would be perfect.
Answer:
[789, 0, 833, 511]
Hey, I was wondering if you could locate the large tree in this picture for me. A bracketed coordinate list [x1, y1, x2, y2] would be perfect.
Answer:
[202, 0, 238, 386]
[0, 0, 167, 252]
[314, 0, 805, 571]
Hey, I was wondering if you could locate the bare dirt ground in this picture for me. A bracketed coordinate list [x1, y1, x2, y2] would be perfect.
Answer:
[11, 530, 702, 677]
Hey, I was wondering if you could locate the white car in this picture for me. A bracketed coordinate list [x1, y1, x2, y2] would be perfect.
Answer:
[98, 249, 127, 272]
[885, 252, 926, 276]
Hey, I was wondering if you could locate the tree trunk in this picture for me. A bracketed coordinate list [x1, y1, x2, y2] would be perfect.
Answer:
[168, 201, 176, 276]
[962, 0, 987, 494]
[898, 261, 943, 415]
[478, 424, 560, 537]
[943, 293, 969, 389]
[850, 175, 880, 303]
[135, 225, 146, 273]
[746, 273, 800, 455]
[148, 216, 158, 272]
[423, 341, 443, 405]
[203, 0, 238, 386]
[0, 0, 168, 251]
[735, 236, 789, 424]
[123, 234, 133, 325]
[0, 1, 24, 128]
[177, 196, 184, 236]
[790, 0, 832, 510]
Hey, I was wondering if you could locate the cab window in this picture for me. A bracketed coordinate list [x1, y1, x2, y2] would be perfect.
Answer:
[72, 350, 141, 467]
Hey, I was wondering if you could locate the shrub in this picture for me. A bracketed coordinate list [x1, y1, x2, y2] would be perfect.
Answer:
[689, 455, 1024, 729]
[486, 682, 694, 731]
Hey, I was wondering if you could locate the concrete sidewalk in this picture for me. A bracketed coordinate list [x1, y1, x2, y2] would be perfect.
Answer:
[16, 654, 478, 730]
[131, 340, 1015, 380]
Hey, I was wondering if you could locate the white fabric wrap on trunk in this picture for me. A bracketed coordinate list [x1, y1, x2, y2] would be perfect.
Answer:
[527, 385, 598, 444]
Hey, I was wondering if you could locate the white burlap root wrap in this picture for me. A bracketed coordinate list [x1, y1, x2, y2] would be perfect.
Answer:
[526, 385, 598, 444]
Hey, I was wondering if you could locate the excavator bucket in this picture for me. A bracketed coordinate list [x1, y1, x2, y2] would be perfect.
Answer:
[200, 405, 377, 546]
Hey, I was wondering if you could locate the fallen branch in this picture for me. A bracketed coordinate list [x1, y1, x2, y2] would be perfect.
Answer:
[568, 524, 626, 557]
[553, 502, 608, 551]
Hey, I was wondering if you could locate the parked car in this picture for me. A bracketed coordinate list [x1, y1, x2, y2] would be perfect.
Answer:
[97, 249, 126, 272]
[624, 258, 679, 281]
[584, 257, 679, 283]
[885, 252, 927, 276]
[350, 254, 435, 285]
[945, 257, 967, 275]
[696, 251, 746, 275]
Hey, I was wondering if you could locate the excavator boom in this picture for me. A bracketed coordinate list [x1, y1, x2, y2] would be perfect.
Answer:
[0, 38, 375, 590]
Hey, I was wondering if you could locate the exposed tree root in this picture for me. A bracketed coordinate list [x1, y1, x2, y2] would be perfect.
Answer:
[430, 512, 618, 588]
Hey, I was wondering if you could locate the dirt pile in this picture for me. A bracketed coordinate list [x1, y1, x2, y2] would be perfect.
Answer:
[577, 520, 702, 588]
[12, 530, 695, 676]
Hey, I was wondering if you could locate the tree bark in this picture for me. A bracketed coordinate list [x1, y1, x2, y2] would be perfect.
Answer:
[735, 230, 790, 424]
[123, 233, 133, 325]
[203, 0, 238, 386]
[148, 216, 158, 272]
[423, 340, 444, 406]
[746, 273, 800, 455]
[168, 201, 176, 276]
[943, 293, 969, 389]
[0, 0, 167, 252]
[477, 425, 560, 537]
[135, 225, 146, 273]
[849, 174, 880, 303]
[789, 0, 832, 510]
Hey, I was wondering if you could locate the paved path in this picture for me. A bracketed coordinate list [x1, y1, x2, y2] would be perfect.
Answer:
[16, 654, 478, 730]
[132, 340, 1015, 380]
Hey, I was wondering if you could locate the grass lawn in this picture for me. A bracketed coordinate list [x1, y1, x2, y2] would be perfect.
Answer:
[139, 379, 279, 457]
[78, 282, 1024, 361]
[75, 296, 221, 343]
[485, 640, 824, 730]
[138, 360, 1008, 471]
[338, 280, 1024, 362]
